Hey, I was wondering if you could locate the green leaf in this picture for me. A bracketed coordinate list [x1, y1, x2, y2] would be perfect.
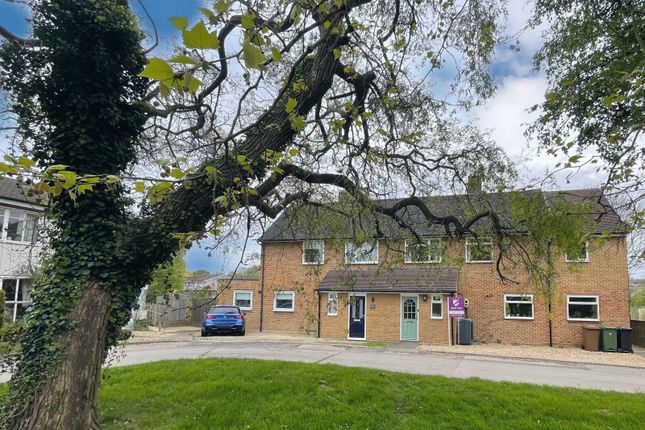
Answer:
[159, 83, 170, 98]
[288, 148, 299, 157]
[242, 39, 266, 70]
[214, 0, 229, 13]
[170, 16, 189, 30]
[198, 7, 215, 18]
[285, 97, 298, 114]
[289, 115, 305, 131]
[17, 157, 35, 168]
[134, 181, 145, 193]
[169, 55, 200, 65]
[169, 168, 186, 179]
[181, 73, 201, 94]
[182, 21, 219, 49]
[138, 58, 174, 86]
[205, 166, 217, 175]
[241, 13, 255, 30]
[271, 47, 282, 62]
[57, 171, 77, 189]
[77, 184, 93, 194]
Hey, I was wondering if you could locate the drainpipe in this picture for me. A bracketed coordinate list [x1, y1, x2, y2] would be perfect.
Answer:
[259, 242, 265, 332]
[548, 301, 553, 347]
[316, 291, 321, 338]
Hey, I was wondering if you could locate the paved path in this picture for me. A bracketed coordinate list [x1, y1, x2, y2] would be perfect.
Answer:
[108, 340, 645, 393]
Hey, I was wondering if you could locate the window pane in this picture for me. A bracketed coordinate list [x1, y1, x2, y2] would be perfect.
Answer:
[6, 210, 24, 241]
[328, 293, 338, 315]
[275, 292, 293, 309]
[234, 292, 252, 308]
[570, 297, 597, 303]
[303, 241, 323, 264]
[0, 210, 4, 238]
[432, 302, 442, 318]
[15, 303, 30, 320]
[346, 241, 377, 263]
[23, 214, 38, 243]
[506, 303, 533, 318]
[19, 279, 32, 302]
[467, 239, 492, 262]
[506, 295, 532, 302]
[569, 304, 598, 320]
[567, 243, 588, 261]
[303, 248, 322, 264]
[3, 279, 17, 302]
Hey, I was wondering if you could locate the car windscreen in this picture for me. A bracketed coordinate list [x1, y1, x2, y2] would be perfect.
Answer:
[209, 306, 239, 314]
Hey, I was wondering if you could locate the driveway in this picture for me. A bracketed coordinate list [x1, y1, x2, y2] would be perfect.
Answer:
[109, 339, 645, 393]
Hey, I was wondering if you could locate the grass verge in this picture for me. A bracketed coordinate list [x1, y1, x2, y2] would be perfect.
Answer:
[98, 358, 645, 430]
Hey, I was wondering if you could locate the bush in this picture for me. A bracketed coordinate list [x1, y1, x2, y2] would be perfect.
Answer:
[133, 319, 149, 331]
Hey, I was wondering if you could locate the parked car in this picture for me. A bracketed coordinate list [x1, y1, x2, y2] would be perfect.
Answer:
[201, 305, 245, 336]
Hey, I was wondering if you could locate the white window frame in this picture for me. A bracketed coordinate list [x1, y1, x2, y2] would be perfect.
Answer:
[565, 242, 589, 263]
[465, 237, 493, 263]
[273, 291, 295, 312]
[327, 292, 338, 316]
[0, 207, 39, 244]
[344, 240, 379, 265]
[233, 290, 253, 311]
[504, 294, 534, 320]
[404, 239, 442, 264]
[302, 240, 325, 265]
[1, 278, 33, 322]
[431, 295, 443, 319]
[567, 295, 599, 321]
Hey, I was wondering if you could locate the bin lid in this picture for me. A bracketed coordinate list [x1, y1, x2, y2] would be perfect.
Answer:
[618, 327, 632, 331]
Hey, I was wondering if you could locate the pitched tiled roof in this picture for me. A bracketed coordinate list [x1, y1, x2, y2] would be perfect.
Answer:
[316, 268, 458, 294]
[259, 189, 624, 242]
[0, 177, 43, 205]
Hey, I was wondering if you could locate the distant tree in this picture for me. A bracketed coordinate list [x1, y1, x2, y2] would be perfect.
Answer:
[187, 269, 212, 278]
[232, 265, 260, 280]
[147, 253, 186, 303]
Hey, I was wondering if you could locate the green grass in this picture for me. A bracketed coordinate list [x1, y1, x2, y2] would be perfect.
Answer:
[98, 358, 645, 430]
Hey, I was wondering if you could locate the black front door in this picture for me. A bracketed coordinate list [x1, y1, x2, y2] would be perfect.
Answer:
[348, 295, 366, 339]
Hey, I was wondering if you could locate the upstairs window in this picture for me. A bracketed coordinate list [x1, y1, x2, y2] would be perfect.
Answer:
[504, 294, 534, 319]
[233, 290, 252, 310]
[566, 242, 589, 263]
[302, 240, 324, 265]
[0, 208, 39, 243]
[345, 240, 379, 264]
[465, 237, 493, 263]
[405, 239, 442, 263]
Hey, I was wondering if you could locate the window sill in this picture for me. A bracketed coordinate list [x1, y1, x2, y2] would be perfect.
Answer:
[327, 313, 338, 317]
[465, 260, 493, 264]
[404, 260, 442, 264]
[345, 261, 379, 265]
[504, 316, 534, 320]
[431, 316, 443, 320]
[302, 262, 324, 266]
[273, 308, 294, 313]
[567, 318, 599, 322]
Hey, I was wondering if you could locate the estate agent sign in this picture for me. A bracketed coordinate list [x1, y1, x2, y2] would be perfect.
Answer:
[448, 296, 465, 318]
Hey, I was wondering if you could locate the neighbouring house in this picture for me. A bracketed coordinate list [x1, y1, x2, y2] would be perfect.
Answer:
[183, 272, 225, 290]
[245, 188, 630, 347]
[0, 177, 44, 322]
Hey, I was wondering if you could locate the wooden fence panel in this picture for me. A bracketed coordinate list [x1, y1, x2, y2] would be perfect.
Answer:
[631, 320, 645, 347]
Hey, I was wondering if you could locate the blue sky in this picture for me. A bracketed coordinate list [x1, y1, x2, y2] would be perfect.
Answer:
[0, 1, 606, 274]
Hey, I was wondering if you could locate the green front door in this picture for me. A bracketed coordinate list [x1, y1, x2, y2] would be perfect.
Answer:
[401, 296, 418, 341]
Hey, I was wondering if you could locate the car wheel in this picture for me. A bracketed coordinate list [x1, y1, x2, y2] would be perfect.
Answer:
[201, 329, 207, 337]
[239, 330, 245, 336]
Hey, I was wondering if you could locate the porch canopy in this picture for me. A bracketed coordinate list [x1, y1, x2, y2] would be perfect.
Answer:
[315, 268, 457, 294]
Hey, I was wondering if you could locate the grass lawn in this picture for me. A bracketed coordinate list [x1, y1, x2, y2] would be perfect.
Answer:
[98, 358, 645, 430]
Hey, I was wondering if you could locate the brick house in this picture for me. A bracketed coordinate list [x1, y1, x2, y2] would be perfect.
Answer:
[229, 189, 630, 346]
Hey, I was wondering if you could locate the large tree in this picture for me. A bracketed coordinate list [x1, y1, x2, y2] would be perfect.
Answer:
[0, 0, 610, 428]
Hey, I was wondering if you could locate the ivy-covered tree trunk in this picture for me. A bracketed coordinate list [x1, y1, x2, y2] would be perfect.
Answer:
[12, 284, 112, 430]
[0, 1, 149, 428]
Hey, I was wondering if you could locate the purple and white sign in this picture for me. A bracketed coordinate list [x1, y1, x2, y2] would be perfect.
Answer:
[448, 297, 465, 318]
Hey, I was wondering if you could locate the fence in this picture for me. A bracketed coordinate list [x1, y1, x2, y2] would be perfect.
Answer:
[146, 294, 216, 328]
[632, 320, 645, 348]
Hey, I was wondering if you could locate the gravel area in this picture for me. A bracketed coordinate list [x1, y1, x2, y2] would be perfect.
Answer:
[419, 343, 645, 368]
